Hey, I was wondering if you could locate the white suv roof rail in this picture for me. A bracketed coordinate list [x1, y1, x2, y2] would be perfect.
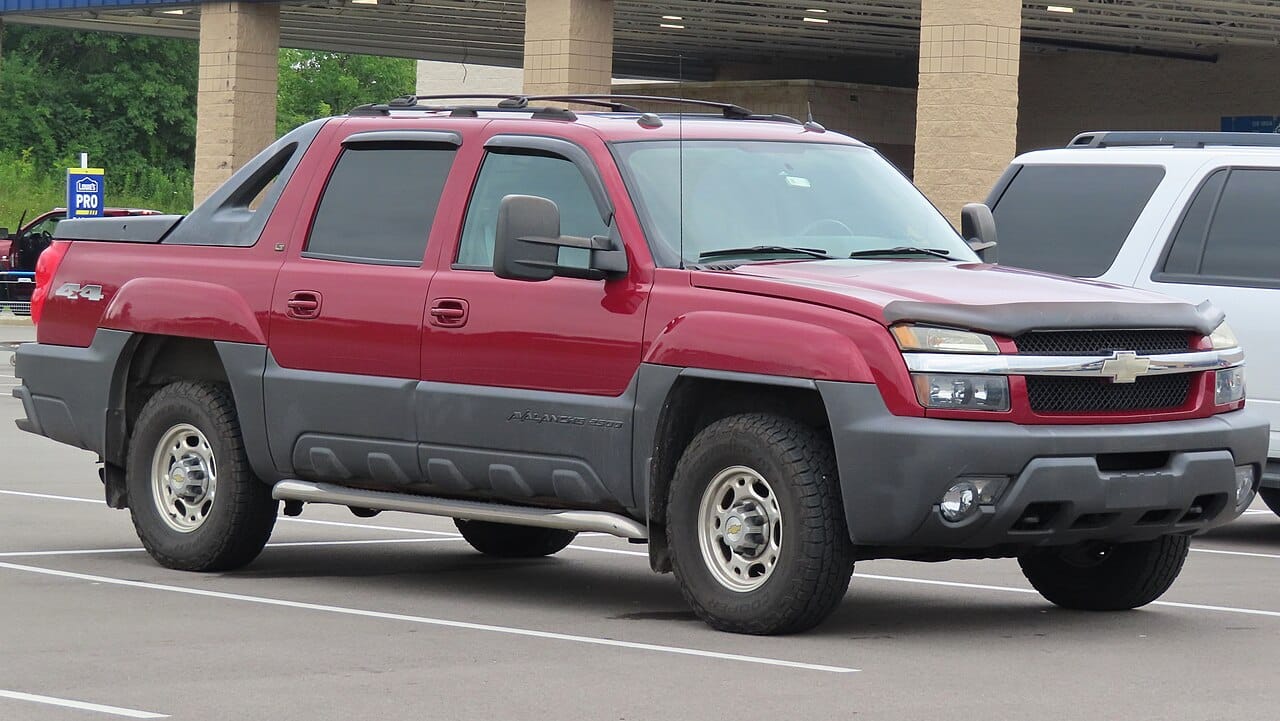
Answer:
[1068, 131, 1280, 149]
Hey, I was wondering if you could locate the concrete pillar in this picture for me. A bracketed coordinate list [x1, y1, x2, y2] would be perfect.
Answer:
[913, 0, 1021, 223]
[193, 1, 280, 204]
[522, 0, 613, 97]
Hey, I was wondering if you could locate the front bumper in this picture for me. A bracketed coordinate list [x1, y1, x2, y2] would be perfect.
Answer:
[818, 381, 1271, 550]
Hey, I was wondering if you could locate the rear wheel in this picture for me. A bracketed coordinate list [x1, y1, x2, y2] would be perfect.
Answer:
[453, 519, 577, 557]
[667, 413, 854, 635]
[1018, 535, 1190, 611]
[1259, 488, 1280, 517]
[126, 381, 276, 571]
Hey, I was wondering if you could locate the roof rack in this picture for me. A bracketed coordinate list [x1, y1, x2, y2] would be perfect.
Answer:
[1069, 131, 1280, 149]
[349, 93, 766, 122]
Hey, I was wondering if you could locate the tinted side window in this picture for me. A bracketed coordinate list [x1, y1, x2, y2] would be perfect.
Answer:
[457, 151, 608, 268]
[306, 145, 455, 265]
[991, 164, 1165, 277]
[1162, 169, 1227, 275]
[1199, 170, 1280, 282]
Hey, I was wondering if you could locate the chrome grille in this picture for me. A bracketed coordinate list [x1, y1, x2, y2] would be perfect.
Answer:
[1015, 330, 1192, 356]
[1027, 374, 1192, 413]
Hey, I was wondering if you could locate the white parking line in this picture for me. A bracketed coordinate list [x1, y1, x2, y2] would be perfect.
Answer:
[0, 537, 468, 558]
[0, 561, 859, 674]
[1191, 547, 1280, 560]
[851, 573, 1280, 619]
[0, 489, 104, 504]
[0, 689, 167, 718]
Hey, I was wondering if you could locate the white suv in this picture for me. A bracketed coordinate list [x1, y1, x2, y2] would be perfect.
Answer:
[984, 131, 1279, 515]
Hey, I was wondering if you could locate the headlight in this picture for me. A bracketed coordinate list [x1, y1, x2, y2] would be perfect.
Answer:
[912, 373, 1010, 411]
[1210, 322, 1238, 350]
[892, 325, 999, 354]
[1215, 366, 1245, 405]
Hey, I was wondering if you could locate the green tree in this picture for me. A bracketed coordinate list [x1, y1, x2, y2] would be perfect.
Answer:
[276, 50, 416, 135]
[0, 26, 197, 186]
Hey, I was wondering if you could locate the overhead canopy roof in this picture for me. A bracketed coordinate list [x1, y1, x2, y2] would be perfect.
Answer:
[3, 0, 1277, 78]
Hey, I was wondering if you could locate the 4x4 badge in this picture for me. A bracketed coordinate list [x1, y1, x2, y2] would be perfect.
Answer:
[1099, 351, 1151, 384]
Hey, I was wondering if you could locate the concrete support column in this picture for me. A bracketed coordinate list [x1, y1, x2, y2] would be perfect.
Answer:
[913, 0, 1021, 223]
[193, 1, 280, 204]
[522, 0, 613, 97]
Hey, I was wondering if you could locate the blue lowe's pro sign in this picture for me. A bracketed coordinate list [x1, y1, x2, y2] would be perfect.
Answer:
[66, 168, 105, 218]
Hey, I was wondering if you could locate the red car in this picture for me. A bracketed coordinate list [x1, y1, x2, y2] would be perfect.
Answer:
[1, 207, 160, 314]
[11, 95, 1271, 634]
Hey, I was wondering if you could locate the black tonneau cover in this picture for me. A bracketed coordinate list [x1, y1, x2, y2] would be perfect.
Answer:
[53, 215, 184, 243]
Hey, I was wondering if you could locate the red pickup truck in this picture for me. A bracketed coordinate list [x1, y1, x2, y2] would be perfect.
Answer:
[14, 95, 1270, 634]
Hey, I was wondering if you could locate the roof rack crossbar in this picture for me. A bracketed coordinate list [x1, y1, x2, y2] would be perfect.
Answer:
[527, 94, 753, 119]
[1069, 131, 1280, 149]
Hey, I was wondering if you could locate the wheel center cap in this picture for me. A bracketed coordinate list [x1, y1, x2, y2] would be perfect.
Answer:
[725, 516, 745, 542]
[169, 467, 187, 491]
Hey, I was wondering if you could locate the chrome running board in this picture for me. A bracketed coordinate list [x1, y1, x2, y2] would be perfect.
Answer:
[271, 480, 648, 540]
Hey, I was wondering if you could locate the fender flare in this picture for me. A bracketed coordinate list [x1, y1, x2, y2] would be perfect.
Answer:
[101, 277, 266, 345]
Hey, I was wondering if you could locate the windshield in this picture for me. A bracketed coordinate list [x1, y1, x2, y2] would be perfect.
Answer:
[613, 140, 975, 265]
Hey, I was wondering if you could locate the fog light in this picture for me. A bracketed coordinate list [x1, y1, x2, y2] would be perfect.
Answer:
[940, 482, 979, 522]
[1216, 367, 1245, 405]
[940, 476, 1007, 523]
[1235, 465, 1256, 511]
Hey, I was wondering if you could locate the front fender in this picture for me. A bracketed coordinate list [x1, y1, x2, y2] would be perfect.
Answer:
[643, 310, 874, 382]
[101, 278, 265, 345]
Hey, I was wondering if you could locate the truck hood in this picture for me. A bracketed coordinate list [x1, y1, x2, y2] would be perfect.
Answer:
[690, 260, 1224, 336]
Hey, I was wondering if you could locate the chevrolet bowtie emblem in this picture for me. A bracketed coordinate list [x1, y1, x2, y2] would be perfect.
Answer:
[1099, 351, 1151, 384]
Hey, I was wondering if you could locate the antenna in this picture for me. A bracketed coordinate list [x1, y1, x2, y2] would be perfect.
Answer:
[677, 54, 685, 270]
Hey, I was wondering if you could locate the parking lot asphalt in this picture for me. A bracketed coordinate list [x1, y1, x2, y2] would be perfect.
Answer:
[2, 328, 1279, 720]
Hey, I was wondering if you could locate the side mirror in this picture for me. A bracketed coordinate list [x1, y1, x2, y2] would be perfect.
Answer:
[960, 203, 998, 263]
[493, 194, 627, 282]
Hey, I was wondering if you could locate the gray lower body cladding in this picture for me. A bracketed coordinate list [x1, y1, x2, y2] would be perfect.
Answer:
[819, 381, 1271, 549]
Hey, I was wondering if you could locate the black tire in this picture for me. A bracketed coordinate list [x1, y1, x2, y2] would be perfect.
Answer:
[667, 413, 854, 635]
[1018, 535, 1190, 611]
[126, 381, 277, 571]
[453, 519, 577, 557]
[1259, 488, 1280, 517]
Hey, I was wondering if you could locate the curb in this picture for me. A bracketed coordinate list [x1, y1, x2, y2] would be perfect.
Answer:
[0, 317, 34, 327]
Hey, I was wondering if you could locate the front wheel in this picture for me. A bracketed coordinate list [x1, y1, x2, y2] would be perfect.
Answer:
[667, 413, 854, 635]
[126, 381, 277, 571]
[1018, 535, 1190, 611]
[1259, 488, 1280, 517]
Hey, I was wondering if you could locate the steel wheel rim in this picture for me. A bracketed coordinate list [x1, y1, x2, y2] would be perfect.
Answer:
[150, 423, 217, 533]
[697, 465, 782, 593]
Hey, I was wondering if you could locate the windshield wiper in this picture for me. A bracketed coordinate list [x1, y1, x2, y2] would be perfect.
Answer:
[848, 246, 953, 260]
[698, 245, 835, 261]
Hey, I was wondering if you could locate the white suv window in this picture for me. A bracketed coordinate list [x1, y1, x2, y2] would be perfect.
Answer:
[990, 164, 1165, 278]
[1159, 168, 1280, 287]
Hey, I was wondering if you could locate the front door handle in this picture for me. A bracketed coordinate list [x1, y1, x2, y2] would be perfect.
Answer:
[286, 291, 322, 319]
[429, 298, 469, 328]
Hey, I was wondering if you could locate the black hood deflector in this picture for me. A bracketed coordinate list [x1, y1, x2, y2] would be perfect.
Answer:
[883, 299, 1225, 337]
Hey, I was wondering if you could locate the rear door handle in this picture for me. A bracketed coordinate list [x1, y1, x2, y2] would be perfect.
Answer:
[429, 298, 469, 328]
[286, 291, 322, 319]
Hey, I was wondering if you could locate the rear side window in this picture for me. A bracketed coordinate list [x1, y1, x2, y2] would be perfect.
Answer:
[1160, 168, 1280, 286]
[306, 144, 456, 265]
[991, 164, 1165, 277]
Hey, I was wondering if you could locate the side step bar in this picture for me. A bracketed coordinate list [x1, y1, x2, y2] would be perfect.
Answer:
[272, 480, 648, 540]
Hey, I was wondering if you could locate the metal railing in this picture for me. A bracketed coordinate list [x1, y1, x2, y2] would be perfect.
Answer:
[0, 271, 35, 317]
